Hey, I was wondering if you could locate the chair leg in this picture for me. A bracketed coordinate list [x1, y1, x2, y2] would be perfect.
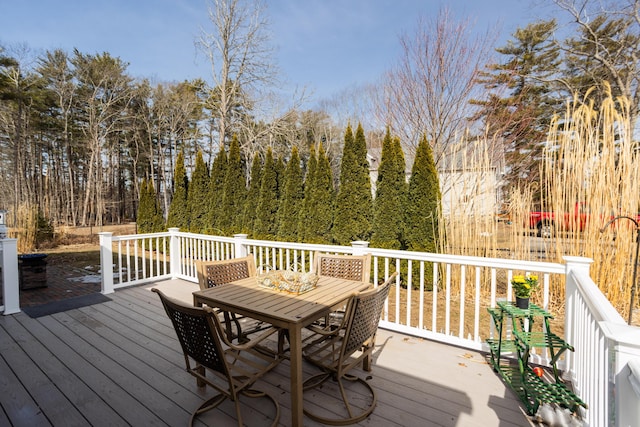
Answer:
[189, 389, 280, 427]
[189, 393, 227, 427]
[362, 337, 376, 371]
[303, 372, 377, 426]
[222, 311, 245, 342]
[195, 365, 206, 388]
[239, 389, 281, 427]
[363, 355, 372, 372]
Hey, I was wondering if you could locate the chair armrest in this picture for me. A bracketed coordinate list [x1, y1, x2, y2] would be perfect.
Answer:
[306, 322, 342, 336]
[203, 305, 279, 351]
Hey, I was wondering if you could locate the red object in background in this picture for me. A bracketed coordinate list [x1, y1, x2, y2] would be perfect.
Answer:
[533, 367, 544, 377]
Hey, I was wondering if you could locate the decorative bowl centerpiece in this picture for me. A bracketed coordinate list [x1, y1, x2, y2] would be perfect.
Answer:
[257, 266, 319, 295]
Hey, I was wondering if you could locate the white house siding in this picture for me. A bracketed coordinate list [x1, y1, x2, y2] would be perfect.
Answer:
[439, 169, 500, 216]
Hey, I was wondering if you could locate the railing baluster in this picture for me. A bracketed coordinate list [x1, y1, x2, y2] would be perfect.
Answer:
[445, 263, 451, 335]
[459, 265, 466, 338]
[432, 262, 439, 333]
[418, 261, 425, 330]
[406, 259, 412, 326]
[474, 266, 481, 341]
[127, 239, 131, 281]
[117, 240, 122, 285]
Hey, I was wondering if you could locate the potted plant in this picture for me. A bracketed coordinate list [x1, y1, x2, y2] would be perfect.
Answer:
[511, 274, 538, 309]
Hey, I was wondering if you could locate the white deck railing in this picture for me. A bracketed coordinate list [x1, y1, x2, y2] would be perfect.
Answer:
[563, 257, 640, 426]
[97, 228, 640, 426]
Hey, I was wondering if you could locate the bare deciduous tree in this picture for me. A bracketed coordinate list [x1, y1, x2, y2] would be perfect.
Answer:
[196, 0, 276, 154]
[374, 7, 496, 164]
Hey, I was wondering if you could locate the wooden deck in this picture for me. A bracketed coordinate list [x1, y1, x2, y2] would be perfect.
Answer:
[0, 279, 535, 426]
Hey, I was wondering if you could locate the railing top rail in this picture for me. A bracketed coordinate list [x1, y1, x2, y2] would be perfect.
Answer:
[110, 231, 237, 243]
[369, 247, 565, 273]
[113, 231, 566, 275]
[174, 232, 236, 243]
[109, 232, 171, 241]
[243, 238, 353, 253]
[569, 268, 626, 324]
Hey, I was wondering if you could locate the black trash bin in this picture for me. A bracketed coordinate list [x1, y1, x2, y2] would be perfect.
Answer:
[19, 253, 48, 289]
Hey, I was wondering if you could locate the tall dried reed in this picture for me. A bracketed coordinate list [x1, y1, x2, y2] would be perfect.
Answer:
[537, 88, 639, 317]
[13, 203, 38, 253]
[439, 87, 639, 319]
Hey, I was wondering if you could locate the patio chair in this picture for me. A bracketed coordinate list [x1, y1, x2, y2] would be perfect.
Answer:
[313, 252, 371, 283]
[196, 255, 257, 290]
[196, 256, 269, 342]
[311, 252, 372, 330]
[301, 272, 397, 425]
[152, 288, 281, 427]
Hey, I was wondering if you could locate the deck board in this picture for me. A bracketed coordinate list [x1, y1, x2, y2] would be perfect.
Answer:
[0, 279, 535, 426]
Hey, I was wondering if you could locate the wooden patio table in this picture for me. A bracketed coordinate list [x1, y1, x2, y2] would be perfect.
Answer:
[192, 274, 371, 427]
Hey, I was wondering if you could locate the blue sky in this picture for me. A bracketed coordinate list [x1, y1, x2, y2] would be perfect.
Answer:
[2, 0, 545, 102]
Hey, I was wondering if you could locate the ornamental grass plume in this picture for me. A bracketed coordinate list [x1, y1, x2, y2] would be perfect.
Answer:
[511, 274, 539, 298]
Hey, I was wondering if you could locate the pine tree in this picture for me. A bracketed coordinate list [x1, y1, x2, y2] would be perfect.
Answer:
[332, 123, 373, 245]
[254, 147, 279, 239]
[405, 134, 441, 260]
[371, 128, 407, 249]
[473, 20, 560, 192]
[166, 150, 189, 231]
[277, 146, 304, 241]
[219, 135, 246, 235]
[187, 151, 210, 233]
[242, 153, 262, 236]
[207, 148, 227, 234]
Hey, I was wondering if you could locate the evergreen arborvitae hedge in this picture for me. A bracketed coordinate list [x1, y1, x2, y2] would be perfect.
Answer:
[207, 148, 227, 234]
[219, 135, 246, 235]
[254, 147, 279, 239]
[309, 143, 334, 243]
[149, 180, 165, 233]
[275, 155, 285, 197]
[137, 178, 164, 234]
[405, 134, 441, 285]
[187, 151, 210, 233]
[242, 153, 262, 236]
[371, 128, 407, 249]
[298, 146, 317, 243]
[166, 150, 189, 231]
[277, 146, 303, 241]
[332, 123, 373, 245]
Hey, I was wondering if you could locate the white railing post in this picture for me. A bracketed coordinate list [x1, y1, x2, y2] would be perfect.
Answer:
[99, 232, 114, 295]
[350, 240, 370, 256]
[599, 321, 640, 427]
[168, 228, 181, 278]
[234, 234, 249, 258]
[563, 256, 593, 374]
[1, 238, 20, 314]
